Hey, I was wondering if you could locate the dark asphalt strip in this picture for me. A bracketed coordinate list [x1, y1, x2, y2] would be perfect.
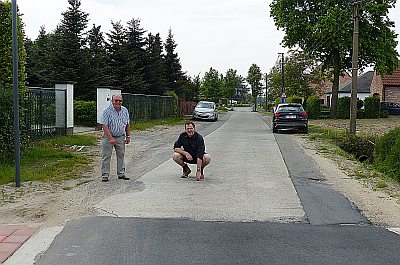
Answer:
[261, 115, 370, 226]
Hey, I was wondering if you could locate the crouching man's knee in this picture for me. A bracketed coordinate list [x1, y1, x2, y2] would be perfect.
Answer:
[173, 152, 183, 162]
[203, 153, 211, 166]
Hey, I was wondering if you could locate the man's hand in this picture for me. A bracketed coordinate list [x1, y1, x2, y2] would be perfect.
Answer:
[185, 153, 193, 161]
[109, 137, 116, 145]
[195, 169, 203, 181]
[125, 136, 130, 144]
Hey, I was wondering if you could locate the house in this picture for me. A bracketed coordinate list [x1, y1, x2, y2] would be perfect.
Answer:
[319, 73, 352, 107]
[324, 66, 400, 106]
[324, 71, 374, 107]
[370, 67, 400, 104]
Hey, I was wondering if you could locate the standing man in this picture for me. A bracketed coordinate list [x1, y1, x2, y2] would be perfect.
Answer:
[100, 94, 131, 182]
[173, 121, 211, 181]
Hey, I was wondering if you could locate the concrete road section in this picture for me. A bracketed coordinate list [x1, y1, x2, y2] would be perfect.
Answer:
[95, 108, 305, 222]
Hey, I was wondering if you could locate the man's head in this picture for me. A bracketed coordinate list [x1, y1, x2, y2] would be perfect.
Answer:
[185, 121, 196, 137]
[112, 94, 123, 110]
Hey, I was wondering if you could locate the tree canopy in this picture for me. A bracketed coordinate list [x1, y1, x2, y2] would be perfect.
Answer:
[270, 0, 399, 118]
[247, 64, 263, 111]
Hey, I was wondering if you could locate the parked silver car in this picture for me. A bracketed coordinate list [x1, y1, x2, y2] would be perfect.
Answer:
[192, 101, 218, 121]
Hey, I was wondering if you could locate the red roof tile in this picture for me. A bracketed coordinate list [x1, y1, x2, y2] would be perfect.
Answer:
[381, 67, 400, 86]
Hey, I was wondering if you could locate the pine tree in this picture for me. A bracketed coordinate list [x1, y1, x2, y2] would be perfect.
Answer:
[146, 33, 167, 95]
[106, 21, 127, 89]
[164, 28, 185, 97]
[123, 18, 149, 94]
[80, 24, 113, 100]
[49, 0, 89, 99]
[25, 26, 53, 87]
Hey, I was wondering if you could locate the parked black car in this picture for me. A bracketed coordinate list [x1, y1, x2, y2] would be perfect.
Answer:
[272, 103, 308, 133]
[380, 102, 400, 115]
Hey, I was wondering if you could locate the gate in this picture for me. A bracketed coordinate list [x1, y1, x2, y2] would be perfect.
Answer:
[23, 88, 67, 139]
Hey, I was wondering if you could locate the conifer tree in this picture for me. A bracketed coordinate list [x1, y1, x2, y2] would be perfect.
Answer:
[146, 33, 167, 95]
[124, 18, 148, 94]
[164, 28, 185, 97]
[25, 26, 53, 87]
[106, 21, 127, 89]
[80, 24, 113, 100]
[50, 0, 89, 99]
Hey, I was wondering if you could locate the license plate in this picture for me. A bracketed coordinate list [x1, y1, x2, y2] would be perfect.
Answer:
[286, 115, 296, 119]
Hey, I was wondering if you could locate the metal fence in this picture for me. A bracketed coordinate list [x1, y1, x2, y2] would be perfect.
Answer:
[23, 88, 67, 140]
[122, 93, 176, 123]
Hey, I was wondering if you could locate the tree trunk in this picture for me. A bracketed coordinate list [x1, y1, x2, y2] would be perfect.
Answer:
[330, 50, 340, 119]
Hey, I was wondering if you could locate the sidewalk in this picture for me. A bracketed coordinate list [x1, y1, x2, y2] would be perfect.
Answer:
[0, 225, 37, 263]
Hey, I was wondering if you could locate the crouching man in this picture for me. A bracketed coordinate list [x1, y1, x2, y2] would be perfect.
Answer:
[173, 121, 211, 181]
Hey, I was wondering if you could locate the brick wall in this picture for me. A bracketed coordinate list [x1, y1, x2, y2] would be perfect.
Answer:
[385, 86, 400, 104]
[370, 71, 383, 100]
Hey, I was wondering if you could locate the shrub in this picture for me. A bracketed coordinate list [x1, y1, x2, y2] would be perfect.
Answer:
[380, 110, 389, 118]
[287, 95, 302, 104]
[357, 99, 364, 109]
[357, 109, 365, 119]
[364, 96, 380, 119]
[164, 90, 179, 116]
[374, 128, 400, 181]
[336, 133, 376, 163]
[306, 96, 321, 119]
[74, 101, 97, 127]
[337, 97, 351, 119]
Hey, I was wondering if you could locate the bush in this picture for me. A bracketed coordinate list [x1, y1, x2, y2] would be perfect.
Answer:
[287, 95, 302, 104]
[357, 99, 364, 109]
[336, 133, 376, 163]
[164, 90, 179, 116]
[74, 101, 97, 127]
[364, 96, 380, 119]
[380, 110, 389, 118]
[306, 96, 321, 119]
[374, 128, 400, 181]
[337, 97, 351, 119]
[357, 109, 365, 119]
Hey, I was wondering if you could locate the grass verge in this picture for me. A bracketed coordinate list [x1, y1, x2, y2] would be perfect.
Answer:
[306, 121, 399, 198]
[131, 116, 187, 131]
[0, 134, 97, 185]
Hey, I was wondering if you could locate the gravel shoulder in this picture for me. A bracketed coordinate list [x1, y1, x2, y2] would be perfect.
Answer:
[0, 114, 399, 229]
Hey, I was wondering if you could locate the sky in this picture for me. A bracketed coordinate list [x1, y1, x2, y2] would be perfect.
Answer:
[17, 0, 400, 78]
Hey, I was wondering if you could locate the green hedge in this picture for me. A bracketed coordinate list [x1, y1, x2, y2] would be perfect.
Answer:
[74, 101, 97, 127]
[374, 128, 400, 181]
[287, 95, 302, 104]
[364, 96, 380, 119]
[337, 97, 350, 119]
[306, 96, 321, 119]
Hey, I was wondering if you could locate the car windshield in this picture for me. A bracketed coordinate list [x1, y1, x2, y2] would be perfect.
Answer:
[197, 103, 214, 109]
[278, 106, 303, 112]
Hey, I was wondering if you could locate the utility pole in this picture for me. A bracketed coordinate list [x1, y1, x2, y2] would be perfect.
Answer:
[350, 0, 361, 135]
[265, 73, 268, 110]
[12, 0, 21, 187]
[278, 53, 285, 103]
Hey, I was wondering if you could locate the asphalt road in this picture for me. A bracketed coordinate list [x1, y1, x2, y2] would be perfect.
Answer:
[29, 108, 400, 264]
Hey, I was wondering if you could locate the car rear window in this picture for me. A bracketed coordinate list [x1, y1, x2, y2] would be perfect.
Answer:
[278, 106, 303, 112]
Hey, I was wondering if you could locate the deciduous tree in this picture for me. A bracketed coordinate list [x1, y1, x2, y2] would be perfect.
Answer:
[247, 64, 262, 111]
[270, 0, 399, 118]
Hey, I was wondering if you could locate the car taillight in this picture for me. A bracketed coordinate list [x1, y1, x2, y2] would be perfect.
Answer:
[300, 111, 308, 117]
[274, 112, 281, 117]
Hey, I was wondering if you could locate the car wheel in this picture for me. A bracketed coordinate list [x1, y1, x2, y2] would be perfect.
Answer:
[303, 126, 308, 134]
[272, 127, 278, 133]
